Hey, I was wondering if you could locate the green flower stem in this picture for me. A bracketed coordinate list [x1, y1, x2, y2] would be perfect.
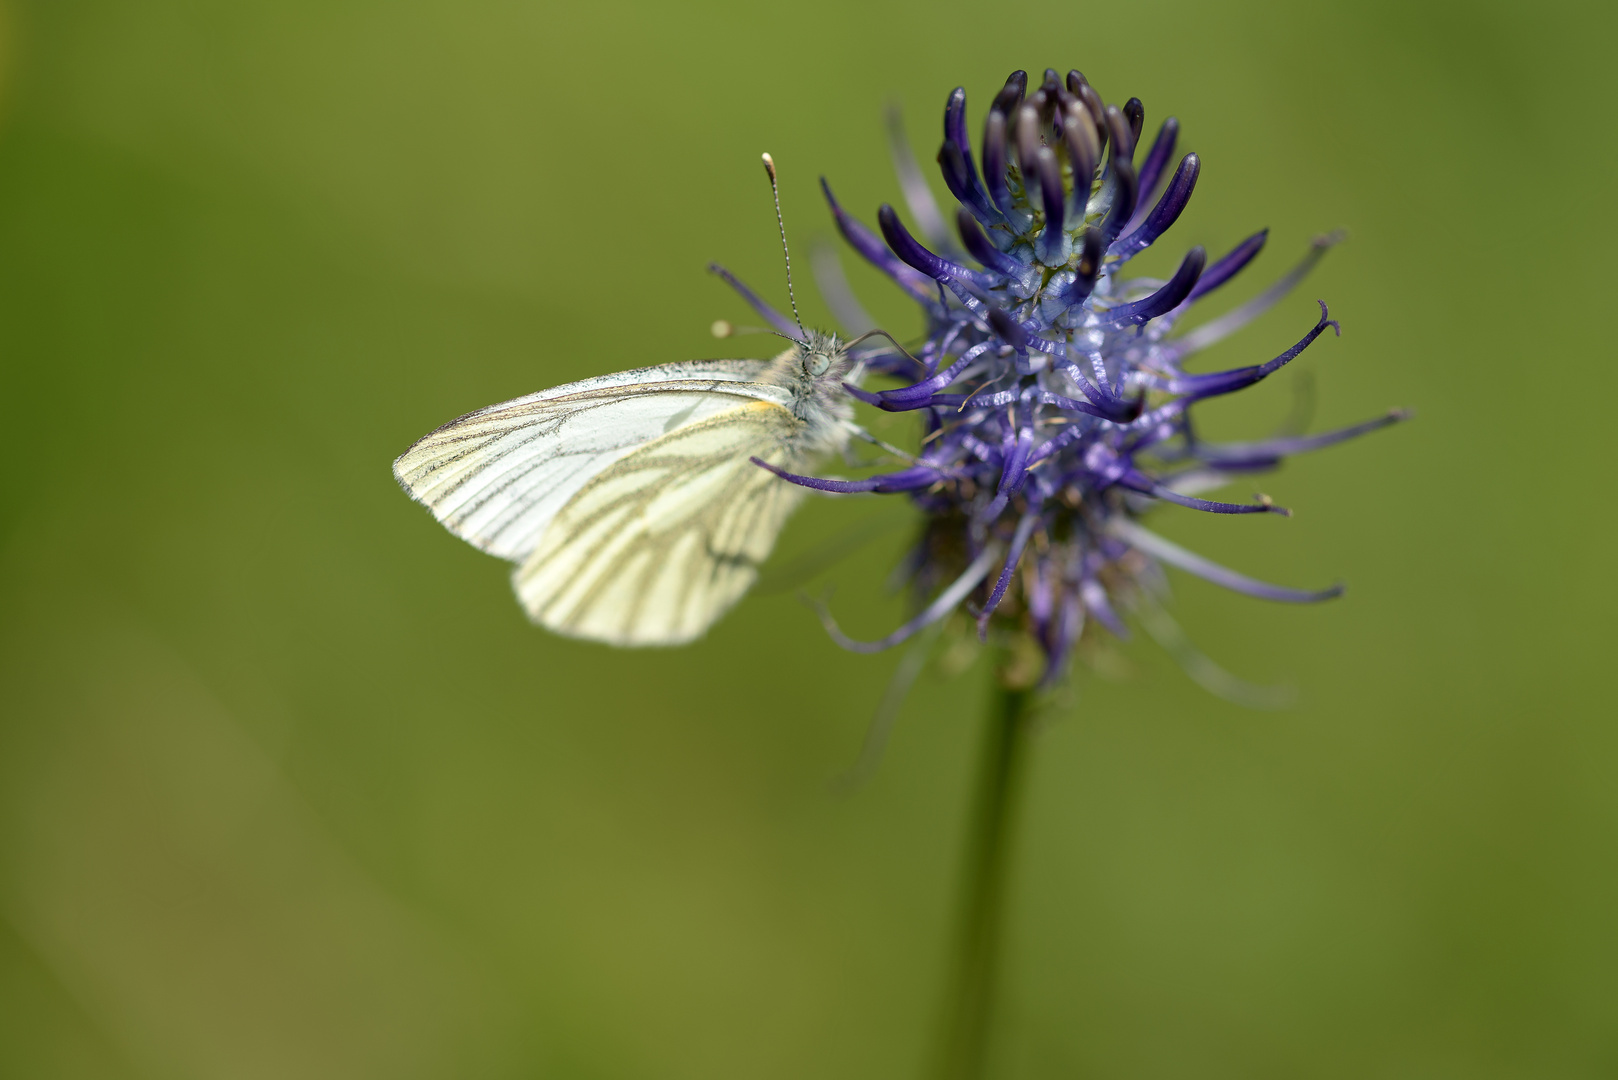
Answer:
[931, 671, 1034, 1080]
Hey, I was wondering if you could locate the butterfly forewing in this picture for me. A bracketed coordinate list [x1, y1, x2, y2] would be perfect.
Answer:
[513, 400, 810, 646]
[392, 360, 783, 560]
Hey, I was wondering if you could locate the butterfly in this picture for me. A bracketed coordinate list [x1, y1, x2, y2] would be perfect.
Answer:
[392, 330, 869, 646]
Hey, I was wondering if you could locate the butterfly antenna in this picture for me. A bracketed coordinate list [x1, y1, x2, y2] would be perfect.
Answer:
[761, 152, 806, 339]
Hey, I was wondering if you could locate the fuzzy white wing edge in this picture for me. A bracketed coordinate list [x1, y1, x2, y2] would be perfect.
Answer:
[392, 359, 786, 561]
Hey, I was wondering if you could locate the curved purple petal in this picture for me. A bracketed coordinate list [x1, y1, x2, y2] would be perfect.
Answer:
[1168, 300, 1337, 400]
[1110, 153, 1200, 262]
[706, 263, 802, 340]
[751, 458, 944, 493]
[818, 544, 1003, 653]
[1127, 116, 1181, 225]
[820, 178, 938, 306]
[1184, 229, 1268, 303]
[1107, 246, 1206, 326]
[1111, 519, 1343, 603]
[877, 204, 993, 288]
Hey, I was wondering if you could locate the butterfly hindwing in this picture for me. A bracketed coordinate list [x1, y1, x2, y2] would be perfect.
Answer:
[513, 399, 811, 646]
[392, 360, 784, 561]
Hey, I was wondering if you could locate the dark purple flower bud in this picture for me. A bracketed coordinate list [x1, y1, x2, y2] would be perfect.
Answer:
[1111, 153, 1200, 261]
[1065, 228, 1106, 304]
[956, 207, 1021, 276]
[1038, 68, 1062, 100]
[1035, 146, 1065, 234]
[941, 86, 998, 223]
[1098, 109, 1139, 241]
[981, 109, 1015, 217]
[1105, 104, 1137, 165]
[1133, 117, 1180, 202]
[1013, 105, 1042, 183]
[991, 70, 1028, 115]
[1060, 102, 1101, 217]
[1122, 97, 1145, 146]
[1066, 71, 1108, 150]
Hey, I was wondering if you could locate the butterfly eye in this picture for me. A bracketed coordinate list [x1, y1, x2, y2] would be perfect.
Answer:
[804, 352, 832, 377]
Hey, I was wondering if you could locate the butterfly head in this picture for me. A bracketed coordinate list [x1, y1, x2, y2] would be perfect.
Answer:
[796, 328, 853, 382]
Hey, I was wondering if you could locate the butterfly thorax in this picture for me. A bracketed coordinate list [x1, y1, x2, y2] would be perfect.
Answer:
[762, 329, 858, 451]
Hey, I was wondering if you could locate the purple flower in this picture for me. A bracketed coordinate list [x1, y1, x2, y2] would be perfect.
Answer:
[742, 68, 1404, 687]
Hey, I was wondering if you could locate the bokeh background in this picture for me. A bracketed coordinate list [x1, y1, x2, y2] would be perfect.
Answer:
[0, 0, 1613, 1076]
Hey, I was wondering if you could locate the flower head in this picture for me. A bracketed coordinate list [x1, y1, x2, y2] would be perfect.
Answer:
[731, 68, 1404, 687]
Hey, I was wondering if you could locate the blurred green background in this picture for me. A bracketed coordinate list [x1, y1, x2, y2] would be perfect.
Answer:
[0, 0, 1613, 1076]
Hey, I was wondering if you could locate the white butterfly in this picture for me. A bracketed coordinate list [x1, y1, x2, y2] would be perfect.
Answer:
[393, 331, 868, 646]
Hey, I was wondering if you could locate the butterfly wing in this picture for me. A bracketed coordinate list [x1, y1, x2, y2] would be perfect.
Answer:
[393, 360, 782, 561]
[513, 399, 812, 646]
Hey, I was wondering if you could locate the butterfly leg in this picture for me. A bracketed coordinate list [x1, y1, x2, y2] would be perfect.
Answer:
[840, 419, 917, 464]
